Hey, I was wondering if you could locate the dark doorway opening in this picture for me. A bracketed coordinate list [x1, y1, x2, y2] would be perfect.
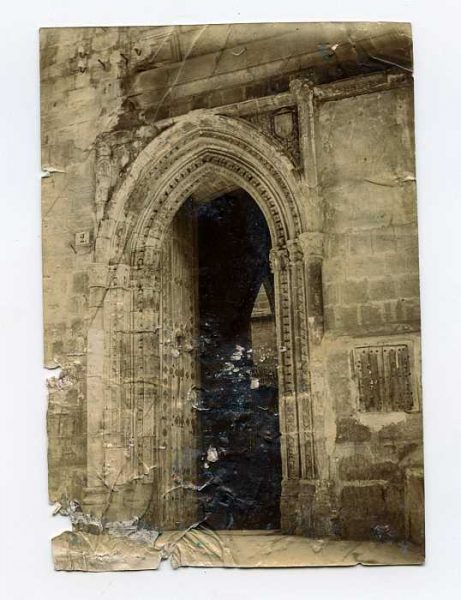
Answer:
[195, 189, 282, 530]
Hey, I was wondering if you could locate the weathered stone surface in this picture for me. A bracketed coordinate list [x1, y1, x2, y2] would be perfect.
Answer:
[378, 415, 423, 443]
[405, 468, 425, 546]
[341, 483, 387, 516]
[339, 455, 402, 482]
[339, 483, 404, 540]
[336, 418, 372, 443]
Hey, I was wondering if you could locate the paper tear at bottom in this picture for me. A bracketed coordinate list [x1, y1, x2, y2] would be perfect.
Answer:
[52, 529, 424, 571]
[52, 530, 162, 571]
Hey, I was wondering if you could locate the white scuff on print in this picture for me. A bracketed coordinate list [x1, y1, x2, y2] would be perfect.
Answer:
[206, 446, 219, 463]
[230, 344, 245, 361]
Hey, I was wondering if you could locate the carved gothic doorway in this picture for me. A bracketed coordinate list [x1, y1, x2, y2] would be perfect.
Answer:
[88, 113, 319, 535]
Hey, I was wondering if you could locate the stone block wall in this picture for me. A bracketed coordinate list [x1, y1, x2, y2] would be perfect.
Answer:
[323, 226, 420, 335]
[320, 86, 419, 337]
[315, 84, 423, 543]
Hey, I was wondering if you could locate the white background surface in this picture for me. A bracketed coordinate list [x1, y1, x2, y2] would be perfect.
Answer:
[1, 1, 460, 598]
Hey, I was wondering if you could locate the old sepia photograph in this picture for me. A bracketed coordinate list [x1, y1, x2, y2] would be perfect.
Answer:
[40, 22, 424, 569]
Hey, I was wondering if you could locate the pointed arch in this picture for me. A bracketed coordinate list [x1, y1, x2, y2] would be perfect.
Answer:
[96, 113, 305, 266]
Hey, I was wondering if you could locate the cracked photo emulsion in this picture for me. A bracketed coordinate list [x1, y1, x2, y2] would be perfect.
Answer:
[41, 22, 425, 570]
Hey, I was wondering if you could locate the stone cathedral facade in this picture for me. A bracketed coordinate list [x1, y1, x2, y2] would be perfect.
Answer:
[41, 23, 424, 547]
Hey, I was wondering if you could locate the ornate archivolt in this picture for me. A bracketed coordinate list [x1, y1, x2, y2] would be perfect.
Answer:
[87, 109, 325, 530]
[95, 114, 305, 264]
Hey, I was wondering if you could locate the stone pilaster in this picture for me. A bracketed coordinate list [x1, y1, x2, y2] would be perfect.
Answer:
[269, 245, 300, 530]
[290, 79, 326, 346]
[290, 78, 323, 233]
[298, 231, 325, 345]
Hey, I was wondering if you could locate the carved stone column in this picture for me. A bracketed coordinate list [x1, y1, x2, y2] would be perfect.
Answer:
[104, 264, 132, 484]
[269, 246, 300, 532]
[286, 238, 315, 483]
[270, 236, 323, 533]
[288, 80, 336, 536]
[129, 254, 160, 483]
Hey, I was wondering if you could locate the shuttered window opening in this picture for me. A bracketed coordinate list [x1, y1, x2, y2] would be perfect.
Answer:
[353, 344, 414, 412]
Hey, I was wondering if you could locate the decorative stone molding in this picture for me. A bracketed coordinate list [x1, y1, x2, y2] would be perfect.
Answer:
[108, 118, 305, 267]
[286, 238, 304, 265]
[313, 69, 412, 103]
[92, 71, 412, 243]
